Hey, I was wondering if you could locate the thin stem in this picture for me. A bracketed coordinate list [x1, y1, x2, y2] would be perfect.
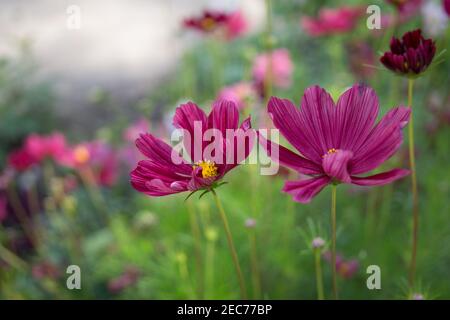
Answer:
[264, 0, 273, 104]
[6, 185, 39, 248]
[330, 184, 338, 300]
[211, 189, 248, 299]
[407, 78, 419, 288]
[187, 201, 203, 299]
[249, 231, 262, 299]
[314, 248, 325, 300]
[0, 242, 27, 271]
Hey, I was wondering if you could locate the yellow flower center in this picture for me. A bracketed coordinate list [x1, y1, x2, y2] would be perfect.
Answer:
[74, 146, 90, 164]
[201, 17, 216, 31]
[193, 160, 218, 179]
[323, 148, 339, 158]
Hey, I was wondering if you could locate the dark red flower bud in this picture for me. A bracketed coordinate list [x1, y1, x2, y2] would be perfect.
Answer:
[380, 29, 436, 77]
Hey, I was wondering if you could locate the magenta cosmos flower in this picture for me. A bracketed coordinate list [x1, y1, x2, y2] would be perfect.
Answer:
[444, 0, 450, 16]
[380, 29, 436, 77]
[260, 84, 410, 203]
[131, 101, 252, 197]
[183, 10, 247, 40]
[300, 6, 363, 37]
[386, 0, 422, 17]
[218, 82, 257, 111]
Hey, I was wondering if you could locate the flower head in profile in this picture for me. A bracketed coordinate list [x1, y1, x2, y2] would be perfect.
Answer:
[300, 6, 363, 37]
[131, 100, 253, 197]
[218, 82, 257, 111]
[252, 48, 293, 95]
[183, 10, 247, 40]
[260, 84, 410, 203]
[380, 29, 436, 77]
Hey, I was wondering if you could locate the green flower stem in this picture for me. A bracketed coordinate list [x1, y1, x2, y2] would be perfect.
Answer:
[407, 78, 419, 288]
[330, 184, 338, 300]
[211, 189, 248, 299]
[264, 0, 274, 104]
[0, 241, 27, 272]
[187, 201, 204, 299]
[249, 230, 262, 299]
[314, 248, 325, 300]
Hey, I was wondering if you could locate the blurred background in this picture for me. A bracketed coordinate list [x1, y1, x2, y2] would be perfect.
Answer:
[0, 0, 449, 299]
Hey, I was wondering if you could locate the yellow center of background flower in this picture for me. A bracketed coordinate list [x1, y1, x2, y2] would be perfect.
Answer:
[74, 146, 90, 164]
[193, 160, 218, 178]
[201, 18, 216, 31]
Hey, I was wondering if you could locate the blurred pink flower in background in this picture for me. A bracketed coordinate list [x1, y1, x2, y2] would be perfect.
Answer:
[300, 6, 364, 37]
[252, 48, 293, 94]
[183, 10, 229, 33]
[225, 11, 248, 40]
[7, 133, 70, 172]
[218, 82, 257, 110]
[183, 10, 247, 40]
[386, 0, 423, 19]
[107, 266, 140, 294]
[123, 118, 150, 143]
[121, 119, 151, 169]
[323, 251, 359, 279]
[24, 133, 68, 164]
[32, 261, 60, 280]
[7, 147, 36, 172]
[445, 0, 450, 16]
[67, 141, 118, 187]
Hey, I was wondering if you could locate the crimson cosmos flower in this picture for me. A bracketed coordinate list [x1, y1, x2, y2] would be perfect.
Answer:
[445, 0, 450, 16]
[131, 101, 252, 196]
[380, 29, 436, 77]
[259, 84, 410, 203]
[300, 6, 364, 37]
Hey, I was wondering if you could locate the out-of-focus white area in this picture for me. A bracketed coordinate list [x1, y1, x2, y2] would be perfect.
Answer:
[0, 0, 264, 117]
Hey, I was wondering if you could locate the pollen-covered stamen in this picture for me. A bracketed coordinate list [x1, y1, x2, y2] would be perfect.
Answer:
[323, 148, 339, 158]
[193, 160, 218, 179]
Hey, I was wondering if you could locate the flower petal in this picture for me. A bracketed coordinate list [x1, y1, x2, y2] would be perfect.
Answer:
[335, 84, 379, 151]
[268, 96, 323, 163]
[258, 131, 322, 175]
[297, 86, 337, 158]
[135, 133, 192, 175]
[351, 168, 410, 186]
[350, 107, 411, 174]
[173, 102, 208, 163]
[282, 176, 330, 203]
[208, 100, 239, 134]
[322, 150, 353, 183]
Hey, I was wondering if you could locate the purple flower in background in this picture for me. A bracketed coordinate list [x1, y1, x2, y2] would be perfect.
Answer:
[380, 29, 436, 77]
[131, 100, 253, 197]
[323, 251, 359, 279]
[260, 84, 410, 203]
